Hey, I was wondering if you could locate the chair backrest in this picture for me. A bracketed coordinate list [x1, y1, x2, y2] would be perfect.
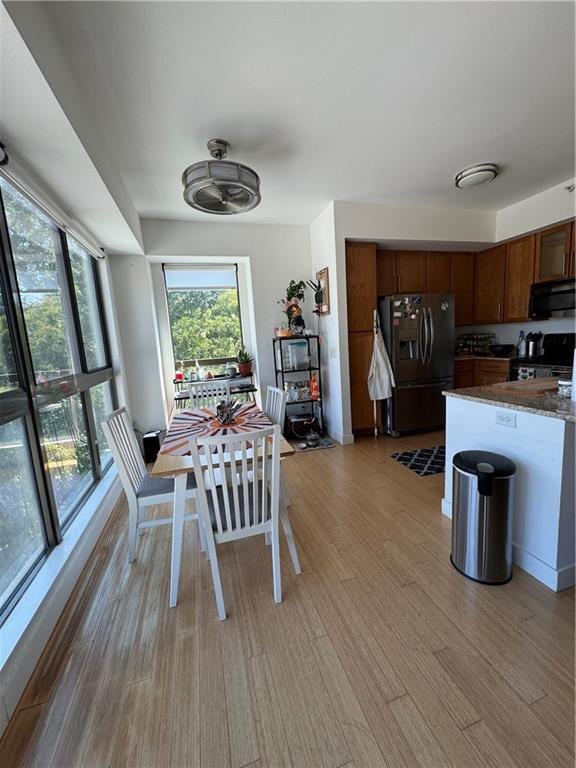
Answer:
[190, 425, 281, 536]
[265, 386, 287, 428]
[101, 407, 147, 499]
[188, 379, 230, 408]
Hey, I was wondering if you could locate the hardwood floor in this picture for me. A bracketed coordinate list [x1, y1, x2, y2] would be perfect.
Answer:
[1, 432, 574, 767]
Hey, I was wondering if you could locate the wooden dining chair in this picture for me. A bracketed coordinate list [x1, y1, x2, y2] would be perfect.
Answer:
[264, 385, 287, 429]
[102, 408, 203, 563]
[181, 425, 301, 619]
[188, 379, 230, 408]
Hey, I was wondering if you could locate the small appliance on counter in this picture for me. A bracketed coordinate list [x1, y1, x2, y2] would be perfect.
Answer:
[510, 332, 575, 380]
[525, 331, 543, 358]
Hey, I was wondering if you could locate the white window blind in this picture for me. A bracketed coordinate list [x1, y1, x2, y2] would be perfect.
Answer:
[164, 265, 237, 290]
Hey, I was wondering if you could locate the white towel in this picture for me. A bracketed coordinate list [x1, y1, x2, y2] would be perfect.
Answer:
[368, 325, 395, 401]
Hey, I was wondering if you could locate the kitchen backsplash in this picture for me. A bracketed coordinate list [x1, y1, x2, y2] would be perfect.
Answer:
[456, 316, 575, 345]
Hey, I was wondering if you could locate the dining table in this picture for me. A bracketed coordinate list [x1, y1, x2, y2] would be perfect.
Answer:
[150, 401, 294, 606]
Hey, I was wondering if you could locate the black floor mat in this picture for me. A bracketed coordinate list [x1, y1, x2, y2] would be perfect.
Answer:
[391, 445, 446, 477]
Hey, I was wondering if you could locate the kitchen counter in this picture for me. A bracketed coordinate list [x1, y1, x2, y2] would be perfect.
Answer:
[442, 378, 575, 591]
[454, 355, 512, 361]
[445, 379, 576, 422]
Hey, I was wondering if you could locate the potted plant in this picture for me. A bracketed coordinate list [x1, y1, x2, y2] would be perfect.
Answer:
[237, 346, 253, 376]
[278, 279, 307, 334]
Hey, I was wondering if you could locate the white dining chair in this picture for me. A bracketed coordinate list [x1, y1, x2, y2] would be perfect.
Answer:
[102, 408, 203, 563]
[188, 379, 230, 407]
[264, 385, 287, 429]
[180, 425, 301, 619]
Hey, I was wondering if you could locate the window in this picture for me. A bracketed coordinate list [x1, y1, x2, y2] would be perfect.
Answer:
[164, 265, 242, 366]
[68, 237, 108, 370]
[1, 180, 78, 383]
[0, 175, 117, 623]
[0, 289, 18, 392]
[39, 395, 94, 526]
[89, 381, 115, 471]
[0, 419, 46, 611]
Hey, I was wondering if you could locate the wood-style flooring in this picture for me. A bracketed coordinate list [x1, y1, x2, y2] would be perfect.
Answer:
[1, 431, 574, 767]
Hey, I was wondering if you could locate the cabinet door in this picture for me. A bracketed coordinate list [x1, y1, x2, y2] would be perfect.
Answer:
[476, 360, 510, 386]
[346, 242, 377, 331]
[376, 250, 397, 296]
[348, 331, 380, 432]
[453, 359, 475, 389]
[396, 251, 427, 294]
[534, 222, 572, 282]
[475, 245, 506, 324]
[426, 252, 451, 293]
[503, 235, 535, 322]
[450, 252, 475, 326]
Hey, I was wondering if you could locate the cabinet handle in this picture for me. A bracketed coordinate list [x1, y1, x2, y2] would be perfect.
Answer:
[498, 302, 502, 320]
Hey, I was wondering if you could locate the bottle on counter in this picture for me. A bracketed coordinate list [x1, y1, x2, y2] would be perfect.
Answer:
[517, 330, 527, 358]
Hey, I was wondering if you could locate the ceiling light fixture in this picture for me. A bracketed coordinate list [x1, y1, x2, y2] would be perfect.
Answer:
[455, 163, 500, 189]
[182, 139, 261, 215]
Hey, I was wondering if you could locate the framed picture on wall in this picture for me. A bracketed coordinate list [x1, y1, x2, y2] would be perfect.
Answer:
[316, 267, 330, 315]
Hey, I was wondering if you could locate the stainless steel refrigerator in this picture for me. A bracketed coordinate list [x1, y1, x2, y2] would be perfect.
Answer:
[379, 293, 454, 436]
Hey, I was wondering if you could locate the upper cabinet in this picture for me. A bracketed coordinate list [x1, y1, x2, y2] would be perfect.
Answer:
[426, 252, 451, 294]
[396, 251, 427, 293]
[346, 241, 377, 331]
[450, 252, 475, 326]
[503, 235, 535, 322]
[376, 250, 397, 296]
[475, 245, 506, 324]
[534, 222, 573, 282]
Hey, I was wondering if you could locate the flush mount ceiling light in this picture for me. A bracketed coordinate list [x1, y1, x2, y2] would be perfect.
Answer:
[182, 139, 261, 215]
[454, 163, 500, 189]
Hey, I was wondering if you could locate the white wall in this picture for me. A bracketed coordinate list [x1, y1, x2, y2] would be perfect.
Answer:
[107, 219, 313, 429]
[309, 204, 345, 441]
[496, 178, 576, 241]
[108, 254, 168, 431]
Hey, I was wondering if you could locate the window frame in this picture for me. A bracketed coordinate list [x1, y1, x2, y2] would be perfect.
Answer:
[0, 176, 117, 625]
[163, 263, 244, 368]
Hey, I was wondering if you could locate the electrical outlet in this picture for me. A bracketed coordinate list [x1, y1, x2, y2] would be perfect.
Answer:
[495, 410, 516, 428]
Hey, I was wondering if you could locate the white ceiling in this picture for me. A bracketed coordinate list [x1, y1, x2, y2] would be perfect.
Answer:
[3, 1, 575, 229]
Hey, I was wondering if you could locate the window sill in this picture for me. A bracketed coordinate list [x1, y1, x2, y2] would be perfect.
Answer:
[0, 467, 121, 734]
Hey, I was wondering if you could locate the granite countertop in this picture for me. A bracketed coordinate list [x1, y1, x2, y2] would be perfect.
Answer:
[444, 379, 576, 422]
[454, 355, 512, 362]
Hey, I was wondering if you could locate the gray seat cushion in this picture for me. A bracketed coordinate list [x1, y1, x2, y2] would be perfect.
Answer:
[204, 481, 270, 532]
[136, 471, 196, 499]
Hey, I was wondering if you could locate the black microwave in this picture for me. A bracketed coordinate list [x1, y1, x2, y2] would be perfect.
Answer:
[530, 278, 575, 319]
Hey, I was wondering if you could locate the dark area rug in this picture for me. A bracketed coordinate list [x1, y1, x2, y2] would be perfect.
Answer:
[391, 445, 445, 477]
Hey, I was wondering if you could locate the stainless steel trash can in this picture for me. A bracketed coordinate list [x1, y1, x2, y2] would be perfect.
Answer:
[451, 450, 516, 585]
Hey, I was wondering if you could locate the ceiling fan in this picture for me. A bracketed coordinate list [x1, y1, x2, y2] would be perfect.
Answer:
[181, 139, 261, 215]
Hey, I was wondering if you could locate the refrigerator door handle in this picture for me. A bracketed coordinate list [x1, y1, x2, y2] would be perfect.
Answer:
[419, 309, 427, 363]
[427, 307, 435, 363]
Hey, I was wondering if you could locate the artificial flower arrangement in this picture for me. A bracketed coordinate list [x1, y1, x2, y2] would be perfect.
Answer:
[278, 279, 307, 333]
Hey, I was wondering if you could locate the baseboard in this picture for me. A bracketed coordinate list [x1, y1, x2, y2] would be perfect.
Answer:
[0, 470, 122, 734]
[512, 545, 575, 592]
[441, 498, 452, 518]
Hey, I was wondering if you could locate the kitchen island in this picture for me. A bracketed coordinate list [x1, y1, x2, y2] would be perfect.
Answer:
[442, 379, 575, 591]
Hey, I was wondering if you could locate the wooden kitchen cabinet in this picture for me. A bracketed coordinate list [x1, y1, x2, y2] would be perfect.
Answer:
[503, 235, 535, 322]
[395, 251, 427, 294]
[348, 331, 380, 433]
[474, 245, 506, 324]
[426, 252, 451, 293]
[475, 359, 510, 386]
[569, 221, 575, 277]
[376, 250, 397, 296]
[450, 252, 475, 326]
[345, 241, 377, 331]
[534, 221, 573, 282]
[454, 358, 475, 389]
